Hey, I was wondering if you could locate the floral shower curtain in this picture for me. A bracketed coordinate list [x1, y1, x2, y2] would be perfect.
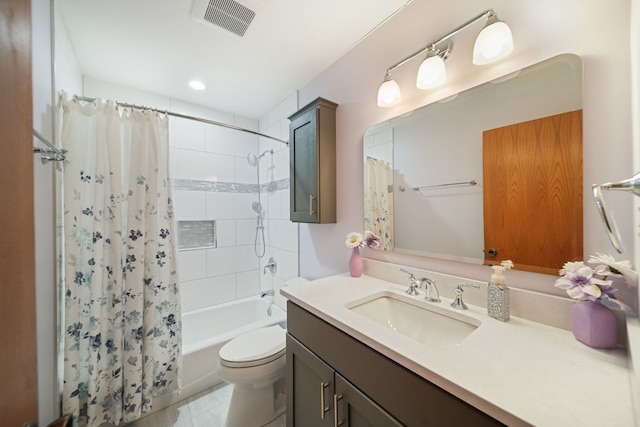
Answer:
[364, 157, 394, 251]
[59, 94, 181, 427]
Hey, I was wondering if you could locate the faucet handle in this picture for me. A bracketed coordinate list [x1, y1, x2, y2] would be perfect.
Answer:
[400, 269, 421, 295]
[450, 282, 479, 310]
[399, 268, 416, 281]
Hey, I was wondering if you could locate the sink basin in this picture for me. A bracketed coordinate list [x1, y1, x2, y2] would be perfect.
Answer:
[346, 292, 480, 347]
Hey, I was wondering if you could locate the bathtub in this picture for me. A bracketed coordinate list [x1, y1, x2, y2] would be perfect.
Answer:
[153, 296, 286, 411]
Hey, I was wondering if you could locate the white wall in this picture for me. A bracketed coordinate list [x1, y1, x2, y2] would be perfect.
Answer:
[298, 0, 635, 299]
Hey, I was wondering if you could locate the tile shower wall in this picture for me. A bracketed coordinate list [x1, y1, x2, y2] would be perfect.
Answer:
[82, 78, 298, 315]
[258, 94, 299, 310]
[172, 115, 264, 313]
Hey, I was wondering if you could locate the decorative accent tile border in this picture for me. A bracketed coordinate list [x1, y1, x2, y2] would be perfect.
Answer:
[173, 177, 289, 193]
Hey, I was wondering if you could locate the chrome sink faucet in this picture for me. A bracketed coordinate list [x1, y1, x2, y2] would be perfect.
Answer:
[450, 282, 480, 310]
[421, 278, 440, 303]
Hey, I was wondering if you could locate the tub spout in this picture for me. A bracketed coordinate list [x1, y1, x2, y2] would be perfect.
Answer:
[260, 289, 275, 298]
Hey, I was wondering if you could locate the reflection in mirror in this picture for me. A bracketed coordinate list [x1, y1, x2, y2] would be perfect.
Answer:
[364, 54, 583, 273]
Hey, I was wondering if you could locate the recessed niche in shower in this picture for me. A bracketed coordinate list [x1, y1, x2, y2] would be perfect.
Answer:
[178, 220, 217, 249]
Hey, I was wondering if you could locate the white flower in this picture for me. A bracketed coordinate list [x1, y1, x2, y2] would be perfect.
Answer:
[345, 231, 381, 249]
[587, 252, 638, 287]
[559, 261, 585, 276]
[345, 232, 364, 248]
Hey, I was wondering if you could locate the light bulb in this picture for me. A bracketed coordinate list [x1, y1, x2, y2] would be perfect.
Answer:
[416, 54, 446, 89]
[188, 80, 206, 91]
[377, 74, 401, 107]
[473, 19, 513, 65]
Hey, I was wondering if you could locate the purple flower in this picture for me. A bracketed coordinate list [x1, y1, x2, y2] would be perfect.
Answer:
[555, 260, 629, 310]
[364, 231, 381, 249]
[555, 264, 612, 301]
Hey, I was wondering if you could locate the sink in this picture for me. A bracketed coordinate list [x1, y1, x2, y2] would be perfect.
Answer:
[346, 291, 480, 347]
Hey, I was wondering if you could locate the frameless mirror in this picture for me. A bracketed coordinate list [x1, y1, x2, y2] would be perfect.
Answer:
[364, 54, 583, 273]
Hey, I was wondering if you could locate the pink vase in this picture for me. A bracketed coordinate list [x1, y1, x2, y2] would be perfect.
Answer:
[349, 247, 364, 277]
[571, 300, 617, 349]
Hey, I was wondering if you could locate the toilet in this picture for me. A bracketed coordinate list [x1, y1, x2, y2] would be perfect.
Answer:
[217, 324, 287, 427]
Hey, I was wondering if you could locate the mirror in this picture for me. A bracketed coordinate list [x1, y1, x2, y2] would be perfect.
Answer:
[364, 54, 583, 273]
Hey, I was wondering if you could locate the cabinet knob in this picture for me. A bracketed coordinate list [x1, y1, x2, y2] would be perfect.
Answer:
[487, 248, 498, 257]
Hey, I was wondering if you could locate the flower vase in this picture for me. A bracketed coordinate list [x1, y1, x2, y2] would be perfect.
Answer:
[349, 247, 364, 277]
[571, 300, 617, 349]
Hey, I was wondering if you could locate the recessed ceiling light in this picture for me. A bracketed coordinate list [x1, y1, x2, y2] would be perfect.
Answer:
[189, 80, 206, 91]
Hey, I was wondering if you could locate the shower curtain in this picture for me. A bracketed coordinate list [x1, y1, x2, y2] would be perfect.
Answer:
[364, 157, 395, 251]
[59, 94, 181, 427]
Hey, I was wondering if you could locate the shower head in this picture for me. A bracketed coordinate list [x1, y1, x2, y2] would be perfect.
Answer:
[247, 149, 273, 166]
[252, 201, 263, 215]
[247, 152, 258, 167]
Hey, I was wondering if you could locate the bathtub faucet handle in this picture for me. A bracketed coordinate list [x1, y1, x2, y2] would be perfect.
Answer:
[263, 257, 277, 274]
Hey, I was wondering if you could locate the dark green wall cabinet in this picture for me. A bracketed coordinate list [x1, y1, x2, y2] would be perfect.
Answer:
[289, 98, 337, 223]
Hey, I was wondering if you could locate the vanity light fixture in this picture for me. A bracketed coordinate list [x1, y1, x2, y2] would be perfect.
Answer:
[377, 9, 513, 107]
[377, 72, 402, 107]
[416, 43, 451, 89]
[473, 13, 514, 65]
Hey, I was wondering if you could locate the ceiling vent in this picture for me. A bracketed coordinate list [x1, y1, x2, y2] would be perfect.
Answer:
[191, 0, 257, 37]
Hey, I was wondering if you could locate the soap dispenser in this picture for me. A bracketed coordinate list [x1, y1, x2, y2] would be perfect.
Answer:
[487, 260, 513, 322]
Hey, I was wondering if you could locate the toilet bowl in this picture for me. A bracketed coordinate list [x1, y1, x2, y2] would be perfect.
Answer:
[217, 324, 286, 427]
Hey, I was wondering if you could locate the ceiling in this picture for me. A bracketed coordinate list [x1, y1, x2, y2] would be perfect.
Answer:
[56, 0, 412, 119]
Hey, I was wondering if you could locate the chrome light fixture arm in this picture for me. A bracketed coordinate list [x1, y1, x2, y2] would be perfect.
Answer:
[384, 9, 494, 75]
[377, 8, 512, 107]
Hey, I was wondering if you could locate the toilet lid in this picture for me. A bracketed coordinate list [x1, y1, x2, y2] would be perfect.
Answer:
[219, 325, 286, 364]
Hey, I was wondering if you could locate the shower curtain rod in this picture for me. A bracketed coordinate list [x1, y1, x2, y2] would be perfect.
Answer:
[72, 95, 289, 145]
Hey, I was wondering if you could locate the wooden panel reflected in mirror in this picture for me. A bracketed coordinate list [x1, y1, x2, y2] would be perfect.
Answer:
[483, 110, 583, 274]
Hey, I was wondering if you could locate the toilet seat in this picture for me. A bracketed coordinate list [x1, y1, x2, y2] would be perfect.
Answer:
[219, 325, 286, 368]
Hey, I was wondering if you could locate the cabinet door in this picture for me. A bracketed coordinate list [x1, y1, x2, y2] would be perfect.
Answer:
[290, 108, 319, 223]
[334, 373, 403, 427]
[287, 335, 334, 427]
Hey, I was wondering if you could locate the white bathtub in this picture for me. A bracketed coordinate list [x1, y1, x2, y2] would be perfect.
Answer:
[153, 296, 287, 411]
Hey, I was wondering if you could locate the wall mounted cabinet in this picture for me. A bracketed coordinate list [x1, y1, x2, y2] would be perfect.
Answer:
[289, 98, 337, 223]
[286, 302, 504, 426]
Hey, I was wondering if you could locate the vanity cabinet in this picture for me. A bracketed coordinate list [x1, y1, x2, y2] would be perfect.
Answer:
[288, 98, 337, 223]
[287, 334, 402, 427]
[286, 302, 505, 427]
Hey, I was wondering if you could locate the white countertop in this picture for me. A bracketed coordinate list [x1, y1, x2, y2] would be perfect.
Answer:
[281, 273, 635, 427]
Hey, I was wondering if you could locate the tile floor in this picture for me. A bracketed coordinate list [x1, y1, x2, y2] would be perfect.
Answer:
[126, 383, 286, 427]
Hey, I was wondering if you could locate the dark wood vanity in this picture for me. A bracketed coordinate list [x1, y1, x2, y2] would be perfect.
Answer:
[286, 301, 504, 426]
